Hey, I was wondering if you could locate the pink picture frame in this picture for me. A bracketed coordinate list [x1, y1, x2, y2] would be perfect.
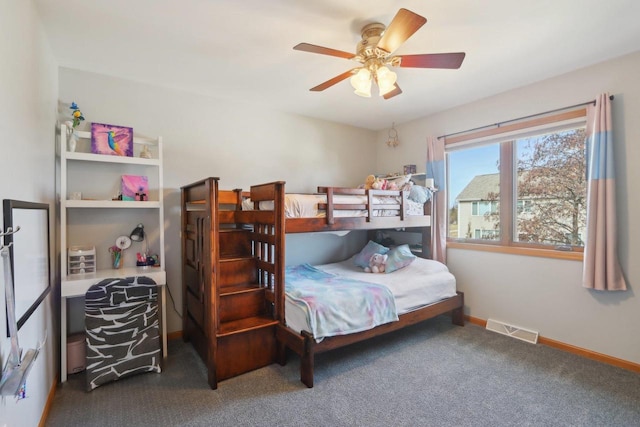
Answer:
[91, 123, 133, 157]
[121, 175, 148, 201]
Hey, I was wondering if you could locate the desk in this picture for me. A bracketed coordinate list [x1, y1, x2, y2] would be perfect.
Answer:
[60, 267, 167, 382]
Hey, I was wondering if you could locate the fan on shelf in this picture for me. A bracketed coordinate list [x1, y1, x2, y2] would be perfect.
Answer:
[293, 8, 465, 99]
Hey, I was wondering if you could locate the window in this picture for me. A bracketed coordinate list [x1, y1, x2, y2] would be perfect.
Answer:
[446, 109, 587, 251]
[448, 143, 499, 240]
[516, 200, 532, 214]
[472, 201, 499, 216]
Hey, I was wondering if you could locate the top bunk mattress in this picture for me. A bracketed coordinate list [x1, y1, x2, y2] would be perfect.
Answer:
[243, 193, 426, 218]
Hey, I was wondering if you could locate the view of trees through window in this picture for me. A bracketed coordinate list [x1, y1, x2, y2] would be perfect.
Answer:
[447, 124, 587, 248]
[516, 128, 586, 246]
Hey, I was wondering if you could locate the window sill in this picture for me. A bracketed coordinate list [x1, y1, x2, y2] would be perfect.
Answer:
[447, 241, 583, 261]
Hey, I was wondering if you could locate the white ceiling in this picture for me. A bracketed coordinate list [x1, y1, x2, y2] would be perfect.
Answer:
[34, 0, 640, 131]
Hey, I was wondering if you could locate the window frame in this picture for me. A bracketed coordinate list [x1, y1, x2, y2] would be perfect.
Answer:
[445, 108, 587, 260]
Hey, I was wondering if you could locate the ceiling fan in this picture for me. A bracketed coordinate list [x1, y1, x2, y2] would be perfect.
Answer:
[293, 8, 465, 99]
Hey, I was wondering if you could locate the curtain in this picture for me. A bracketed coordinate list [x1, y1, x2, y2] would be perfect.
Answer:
[582, 93, 627, 291]
[426, 136, 447, 263]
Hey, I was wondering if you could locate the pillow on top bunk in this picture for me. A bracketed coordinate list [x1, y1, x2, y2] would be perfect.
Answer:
[353, 240, 389, 268]
[408, 185, 431, 204]
[385, 244, 416, 273]
[387, 174, 412, 188]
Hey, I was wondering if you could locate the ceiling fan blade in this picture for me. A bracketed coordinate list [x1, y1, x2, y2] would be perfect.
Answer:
[377, 8, 427, 54]
[383, 84, 403, 100]
[398, 52, 466, 69]
[293, 43, 355, 60]
[310, 69, 356, 91]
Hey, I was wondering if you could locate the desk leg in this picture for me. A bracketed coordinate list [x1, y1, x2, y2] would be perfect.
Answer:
[61, 297, 67, 383]
[161, 285, 168, 357]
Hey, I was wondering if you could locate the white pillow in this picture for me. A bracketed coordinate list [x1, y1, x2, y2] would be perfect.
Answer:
[386, 174, 412, 188]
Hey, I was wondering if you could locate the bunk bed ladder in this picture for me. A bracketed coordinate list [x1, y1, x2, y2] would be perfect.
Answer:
[215, 181, 285, 387]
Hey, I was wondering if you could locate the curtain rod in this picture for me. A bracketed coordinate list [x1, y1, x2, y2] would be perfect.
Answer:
[437, 95, 614, 140]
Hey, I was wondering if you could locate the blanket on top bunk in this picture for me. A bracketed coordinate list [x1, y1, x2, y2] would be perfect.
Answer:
[285, 264, 399, 341]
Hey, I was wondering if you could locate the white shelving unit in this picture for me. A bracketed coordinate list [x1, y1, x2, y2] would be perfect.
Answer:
[57, 124, 167, 382]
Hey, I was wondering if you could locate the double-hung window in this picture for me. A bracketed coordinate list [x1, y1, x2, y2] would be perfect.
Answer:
[446, 109, 587, 257]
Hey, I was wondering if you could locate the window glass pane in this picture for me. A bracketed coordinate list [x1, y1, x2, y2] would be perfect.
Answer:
[448, 144, 500, 240]
[515, 127, 586, 246]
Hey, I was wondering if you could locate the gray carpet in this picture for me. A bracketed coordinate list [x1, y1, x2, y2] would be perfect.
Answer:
[46, 316, 640, 427]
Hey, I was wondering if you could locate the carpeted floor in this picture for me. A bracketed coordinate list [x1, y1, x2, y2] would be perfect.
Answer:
[46, 316, 640, 427]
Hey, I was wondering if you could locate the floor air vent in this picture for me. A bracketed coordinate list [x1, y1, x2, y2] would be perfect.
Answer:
[486, 318, 539, 344]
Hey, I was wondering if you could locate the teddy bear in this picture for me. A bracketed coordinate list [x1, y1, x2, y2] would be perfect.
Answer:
[364, 174, 377, 190]
[364, 174, 391, 190]
[364, 253, 388, 273]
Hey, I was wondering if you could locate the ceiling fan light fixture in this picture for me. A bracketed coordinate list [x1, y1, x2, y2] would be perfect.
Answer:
[350, 68, 372, 97]
[353, 82, 372, 97]
[293, 9, 465, 100]
[376, 66, 397, 96]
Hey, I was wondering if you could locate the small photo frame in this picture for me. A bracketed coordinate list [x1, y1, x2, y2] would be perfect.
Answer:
[121, 175, 148, 201]
[91, 123, 133, 157]
[404, 164, 417, 175]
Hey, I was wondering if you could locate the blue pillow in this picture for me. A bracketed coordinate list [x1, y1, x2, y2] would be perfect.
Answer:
[408, 185, 431, 204]
[353, 240, 390, 268]
[385, 244, 416, 273]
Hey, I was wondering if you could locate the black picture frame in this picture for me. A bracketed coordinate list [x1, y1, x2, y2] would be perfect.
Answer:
[3, 199, 51, 332]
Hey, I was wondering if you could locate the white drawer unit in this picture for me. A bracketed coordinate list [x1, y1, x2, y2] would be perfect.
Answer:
[68, 246, 96, 274]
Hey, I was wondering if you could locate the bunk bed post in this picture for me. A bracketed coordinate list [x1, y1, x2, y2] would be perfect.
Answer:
[427, 188, 437, 260]
[366, 189, 373, 222]
[325, 187, 335, 225]
[400, 189, 407, 220]
[421, 199, 432, 259]
[273, 182, 287, 365]
[452, 292, 465, 326]
[301, 331, 315, 388]
[232, 188, 243, 229]
[207, 178, 220, 389]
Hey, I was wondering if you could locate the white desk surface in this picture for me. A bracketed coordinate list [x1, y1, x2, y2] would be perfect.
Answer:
[62, 267, 166, 297]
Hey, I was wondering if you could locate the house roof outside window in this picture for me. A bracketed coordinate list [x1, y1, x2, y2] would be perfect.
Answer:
[455, 173, 499, 202]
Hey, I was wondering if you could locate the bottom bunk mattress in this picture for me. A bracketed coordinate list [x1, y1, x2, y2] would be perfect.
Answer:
[284, 257, 457, 341]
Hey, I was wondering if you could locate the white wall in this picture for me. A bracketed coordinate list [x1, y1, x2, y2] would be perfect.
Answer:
[57, 68, 377, 333]
[0, 1, 58, 426]
[376, 51, 640, 365]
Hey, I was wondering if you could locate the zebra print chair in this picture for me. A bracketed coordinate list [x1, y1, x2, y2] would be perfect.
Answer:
[85, 276, 161, 391]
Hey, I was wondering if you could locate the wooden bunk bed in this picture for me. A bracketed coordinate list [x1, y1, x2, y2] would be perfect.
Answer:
[181, 178, 464, 389]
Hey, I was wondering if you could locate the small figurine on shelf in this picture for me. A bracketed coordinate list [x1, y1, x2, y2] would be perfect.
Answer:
[69, 102, 85, 128]
[65, 102, 85, 153]
[140, 145, 152, 159]
[135, 190, 147, 201]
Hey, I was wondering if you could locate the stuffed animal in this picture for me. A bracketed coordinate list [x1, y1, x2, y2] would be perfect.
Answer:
[365, 175, 391, 190]
[372, 178, 388, 190]
[364, 174, 377, 190]
[364, 253, 388, 273]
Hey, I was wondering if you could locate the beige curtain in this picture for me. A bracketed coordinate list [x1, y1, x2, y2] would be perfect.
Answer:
[426, 136, 447, 263]
[582, 93, 627, 291]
